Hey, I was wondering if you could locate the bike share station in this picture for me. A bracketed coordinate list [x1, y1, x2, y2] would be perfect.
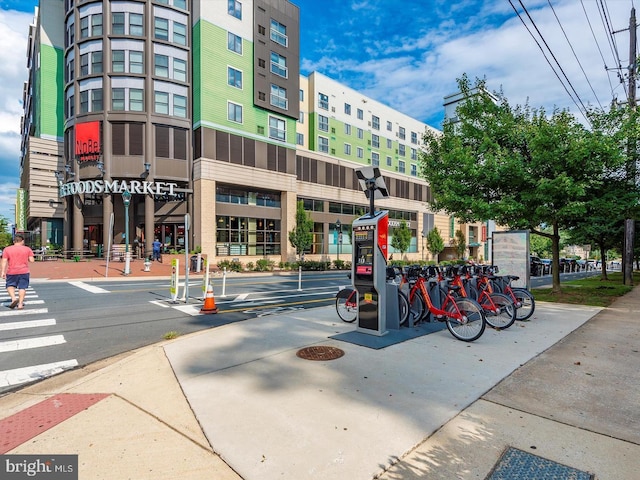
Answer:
[332, 167, 446, 349]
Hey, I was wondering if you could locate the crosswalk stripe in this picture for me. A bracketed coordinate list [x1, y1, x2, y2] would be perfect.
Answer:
[0, 359, 79, 388]
[68, 281, 109, 294]
[0, 318, 56, 332]
[0, 335, 66, 353]
[0, 308, 48, 318]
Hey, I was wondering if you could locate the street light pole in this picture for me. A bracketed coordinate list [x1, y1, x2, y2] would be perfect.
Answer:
[122, 190, 132, 275]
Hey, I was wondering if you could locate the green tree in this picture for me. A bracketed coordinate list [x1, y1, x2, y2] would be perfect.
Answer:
[288, 201, 314, 261]
[0, 216, 11, 248]
[426, 227, 445, 263]
[530, 232, 552, 258]
[390, 220, 412, 258]
[420, 75, 623, 293]
[451, 229, 466, 259]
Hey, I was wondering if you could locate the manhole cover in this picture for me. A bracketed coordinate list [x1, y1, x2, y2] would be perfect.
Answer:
[296, 346, 345, 361]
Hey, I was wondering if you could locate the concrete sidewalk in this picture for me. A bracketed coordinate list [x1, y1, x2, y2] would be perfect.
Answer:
[1, 263, 639, 479]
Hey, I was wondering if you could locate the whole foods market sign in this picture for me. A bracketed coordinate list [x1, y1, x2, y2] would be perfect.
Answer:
[58, 180, 179, 197]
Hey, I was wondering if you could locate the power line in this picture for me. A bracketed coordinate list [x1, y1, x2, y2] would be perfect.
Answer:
[548, 0, 603, 109]
[509, 0, 591, 124]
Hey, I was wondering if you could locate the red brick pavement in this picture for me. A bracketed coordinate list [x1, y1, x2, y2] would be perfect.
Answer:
[29, 255, 205, 280]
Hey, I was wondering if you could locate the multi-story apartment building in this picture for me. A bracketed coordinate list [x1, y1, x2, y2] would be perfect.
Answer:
[19, 0, 487, 264]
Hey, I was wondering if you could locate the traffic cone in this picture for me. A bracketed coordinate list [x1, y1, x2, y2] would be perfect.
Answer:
[200, 283, 218, 314]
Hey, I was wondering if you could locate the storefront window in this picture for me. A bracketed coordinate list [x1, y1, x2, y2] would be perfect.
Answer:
[216, 215, 280, 256]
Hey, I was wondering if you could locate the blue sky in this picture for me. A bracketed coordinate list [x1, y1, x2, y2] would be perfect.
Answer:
[0, 0, 635, 224]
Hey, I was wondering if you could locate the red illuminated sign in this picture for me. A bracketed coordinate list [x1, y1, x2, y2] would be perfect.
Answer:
[75, 121, 101, 162]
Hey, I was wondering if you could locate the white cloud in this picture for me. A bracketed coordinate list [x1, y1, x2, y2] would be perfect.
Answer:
[0, 8, 32, 222]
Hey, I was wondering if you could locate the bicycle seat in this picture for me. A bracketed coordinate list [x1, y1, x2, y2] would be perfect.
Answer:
[507, 275, 519, 281]
[448, 285, 461, 292]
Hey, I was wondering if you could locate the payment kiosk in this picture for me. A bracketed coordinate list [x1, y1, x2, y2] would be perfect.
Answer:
[352, 211, 390, 335]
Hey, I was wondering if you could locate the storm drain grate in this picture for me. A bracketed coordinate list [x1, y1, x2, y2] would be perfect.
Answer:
[296, 346, 345, 361]
[487, 447, 594, 480]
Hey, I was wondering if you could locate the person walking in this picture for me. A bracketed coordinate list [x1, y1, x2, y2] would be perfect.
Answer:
[152, 238, 162, 261]
[1, 234, 35, 310]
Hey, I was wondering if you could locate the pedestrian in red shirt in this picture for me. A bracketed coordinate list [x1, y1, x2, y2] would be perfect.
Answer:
[1, 234, 35, 310]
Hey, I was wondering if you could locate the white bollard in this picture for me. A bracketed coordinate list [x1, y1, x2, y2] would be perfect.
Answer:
[221, 267, 227, 297]
[298, 266, 302, 291]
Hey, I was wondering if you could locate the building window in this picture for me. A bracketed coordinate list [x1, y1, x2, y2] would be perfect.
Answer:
[91, 13, 103, 36]
[80, 54, 89, 76]
[372, 152, 379, 166]
[299, 89, 304, 101]
[130, 89, 143, 111]
[318, 136, 329, 153]
[318, 92, 329, 110]
[398, 126, 406, 140]
[130, 13, 143, 36]
[344, 143, 351, 155]
[298, 112, 304, 123]
[216, 215, 281, 257]
[173, 22, 186, 45]
[173, 58, 186, 81]
[411, 131, 418, 144]
[80, 16, 89, 38]
[155, 91, 169, 114]
[270, 84, 287, 109]
[386, 155, 392, 166]
[270, 52, 287, 78]
[357, 147, 363, 158]
[398, 160, 406, 173]
[269, 116, 286, 141]
[112, 50, 125, 73]
[112, 88, 125, 110]
[155, 54, 169, 77]
[411, 164, 417, 176]
[228, 102, 242, 123]
[174, 94, 187, 117]
[270, 19, 287, 46]
[130, 50, 144, 74]
[318, 114, 329, 132]
[67, 93, 74, 118]
[112, 12, 125, 34]
[387, 121, 392, 131]
[91, 88, 103, 111]
[80, 91, 88, 113]
[372, 115, 380, 130]
[296, 133, 304, 145]
[372, 134, 379, 148]
[411, 148, 417, 160]
[345, 103, 351, 115]
[174, 0, 187, 9]
[357, 128, 363, 139]
[92, 51, 103, 73]
[228, 32, 242, 54]
[387, 138, 393, 149]
[154, 17, 169, 40]
[228, 67, 242, 89]
[344, 123, 351, 135]
[228, 0, 242, 19]
[399, 144, 406, 157]
[357, 108, 363, 120]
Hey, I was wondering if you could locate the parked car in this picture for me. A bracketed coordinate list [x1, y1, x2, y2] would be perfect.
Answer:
[530, 255, 543, 276]
[540, 258, 551, 275]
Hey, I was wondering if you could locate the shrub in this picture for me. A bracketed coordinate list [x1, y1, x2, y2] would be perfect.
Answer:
[256, 258, 275, 271]
[217, 259, 243, 272]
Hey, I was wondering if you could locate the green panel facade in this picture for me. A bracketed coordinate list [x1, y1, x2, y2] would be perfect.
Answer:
[36, 44, 64, 140]
[192, 20, 296, 146]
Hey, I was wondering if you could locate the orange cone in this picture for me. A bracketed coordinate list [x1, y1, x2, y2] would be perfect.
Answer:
[200, 283, 218, 314]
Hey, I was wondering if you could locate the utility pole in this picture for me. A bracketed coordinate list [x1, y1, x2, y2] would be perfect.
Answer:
[624, 7, 636, 286]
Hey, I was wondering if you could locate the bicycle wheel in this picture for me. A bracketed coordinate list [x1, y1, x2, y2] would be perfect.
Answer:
[408, 290, 425, 324]
[444, 297, 486, 342]
[336, 288, 357, 323]
[512, 288, 535, 321]
[397, 291, 410, 326]
[484, 292, 516, 330]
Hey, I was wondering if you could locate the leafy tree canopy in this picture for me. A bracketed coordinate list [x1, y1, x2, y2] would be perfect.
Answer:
[426, 227, 445, 262]
[288, 201, 314, 260]
[390, 220, 412, 257]
[420, 75, 627, 291]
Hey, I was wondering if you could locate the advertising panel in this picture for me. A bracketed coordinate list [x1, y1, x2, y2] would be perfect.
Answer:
[75, 121, 101, 162]
[492, 230, 529, 289]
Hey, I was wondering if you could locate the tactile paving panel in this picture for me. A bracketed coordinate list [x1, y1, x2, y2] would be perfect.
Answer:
[0, 393, 109, 454]
[487, 447, 594, 480]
